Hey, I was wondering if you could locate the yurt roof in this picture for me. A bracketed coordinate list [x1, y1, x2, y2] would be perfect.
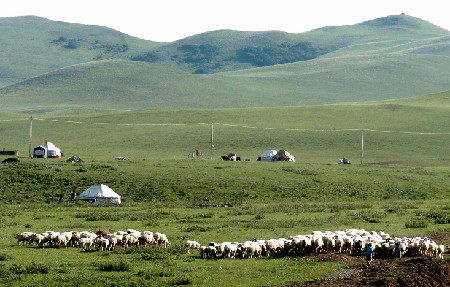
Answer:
[79, 184, 121, 198]
[36, 141, 61, 152]
[260, 150, 277, 157]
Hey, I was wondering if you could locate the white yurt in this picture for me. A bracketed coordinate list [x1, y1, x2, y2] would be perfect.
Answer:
[258, 150, 278, 162]
[33, 141, 62, 158]
[79, 184, 121, 204]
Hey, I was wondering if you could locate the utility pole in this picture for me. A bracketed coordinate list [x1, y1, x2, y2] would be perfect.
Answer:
[29, 115, 33, 158]
[361, 130, 364, 165]
[210, 123, 214, 160]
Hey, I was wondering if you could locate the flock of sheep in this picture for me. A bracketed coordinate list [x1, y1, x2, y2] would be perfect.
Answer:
[15, 228, 446, 262]
[184, 228, 446, 260]
[14, 229, 170, 251]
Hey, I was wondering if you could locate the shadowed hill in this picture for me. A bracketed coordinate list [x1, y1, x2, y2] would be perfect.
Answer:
[130, 14, 449, 74]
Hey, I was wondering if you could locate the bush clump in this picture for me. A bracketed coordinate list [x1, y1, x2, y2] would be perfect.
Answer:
[97, 261, 130, 272]
[8, 262, 49, 274]
[405, 218, 429, 228]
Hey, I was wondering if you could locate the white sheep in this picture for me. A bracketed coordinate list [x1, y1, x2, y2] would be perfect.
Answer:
[154, 232, 170, 248]
[184, 240, 201, 254]
[397, 242, 407, 258]
[436, 244, 445, 259]
[223, 243, 238, 258]
[56, 234, 69, 248]
[107, 237, 118, 251]
[78, 237, 94, 250]
[140, 231, 154, 245]
[245, 243, 262, 258]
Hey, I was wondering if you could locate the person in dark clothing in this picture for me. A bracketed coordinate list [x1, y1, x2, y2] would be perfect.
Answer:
[364, 243, 374, 267]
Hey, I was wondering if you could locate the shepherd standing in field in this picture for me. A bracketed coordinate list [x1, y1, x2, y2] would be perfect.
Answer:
[364, 243, 374, 267]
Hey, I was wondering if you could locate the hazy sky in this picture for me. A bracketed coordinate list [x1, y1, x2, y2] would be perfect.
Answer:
[2, 1, 449, 42]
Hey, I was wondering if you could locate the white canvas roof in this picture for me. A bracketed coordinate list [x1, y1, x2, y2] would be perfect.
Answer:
[79, 184, 121, 204]
[36, 141, 61, 153]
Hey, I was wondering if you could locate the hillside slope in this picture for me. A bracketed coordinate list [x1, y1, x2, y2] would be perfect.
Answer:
[131, 14, 449, 73]
[0, 16, 163, 87]
[2, 14, 450, 111]
[3, 51, 450, 113]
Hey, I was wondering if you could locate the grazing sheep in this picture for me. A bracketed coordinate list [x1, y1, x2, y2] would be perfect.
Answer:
[107, 237, 118, 251]
[245, 243, 262, 258]
[15, 232, 34, 246]
[206, 245, 217, 259]
[122, 233, 132, 248]
[397, 242, 407, 258]
[96, 237, 109, 252]
[30, 233, 45, 247]
[56, 234, 70, 248]
[223, 243, 238, 258]
[70, 231, 81, 247]
[199, 246, 208, 259]
[17, 227, 443, 263]
[78, 237, 94, 250]
[140, 231, 154, 246]
[184, 240, 201, 254]
[154, 232, 170, 248]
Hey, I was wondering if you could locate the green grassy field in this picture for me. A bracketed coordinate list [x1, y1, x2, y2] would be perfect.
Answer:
[0, 94, 449, 286]
[1, 92, 449, 165]
[0, 158, 448, 286]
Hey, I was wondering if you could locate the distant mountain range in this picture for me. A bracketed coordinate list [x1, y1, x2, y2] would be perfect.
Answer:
[1, 14, 450, 112]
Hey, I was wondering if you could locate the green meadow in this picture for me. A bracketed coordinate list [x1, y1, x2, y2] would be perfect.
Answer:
[1, 93, 449, 164]
[0, 94, 449, 286]
[0, 159, 450, 286]
[0, 159, 449, 286]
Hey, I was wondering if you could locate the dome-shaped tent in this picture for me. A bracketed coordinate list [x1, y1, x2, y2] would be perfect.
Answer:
[33, 141, 62, 158]
[79, 184, 121, 204]
[258, 150, 278, 162]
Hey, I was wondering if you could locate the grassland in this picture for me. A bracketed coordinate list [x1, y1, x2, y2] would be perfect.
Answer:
[0, 94, 449, 286]
[1, 92, 449, 165]
[0, 158, 449, 286]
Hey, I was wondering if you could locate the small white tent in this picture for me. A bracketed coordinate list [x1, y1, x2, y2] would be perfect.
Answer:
[33, 141, 62, 158]
[79, 184, 121, 204]
[258, 150, 277, 162]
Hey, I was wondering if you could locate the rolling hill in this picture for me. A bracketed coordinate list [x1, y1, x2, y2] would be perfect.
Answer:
[0, 16, 164, 87]
[132, 14, 450, 74]
[1, 14, 450, 112]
